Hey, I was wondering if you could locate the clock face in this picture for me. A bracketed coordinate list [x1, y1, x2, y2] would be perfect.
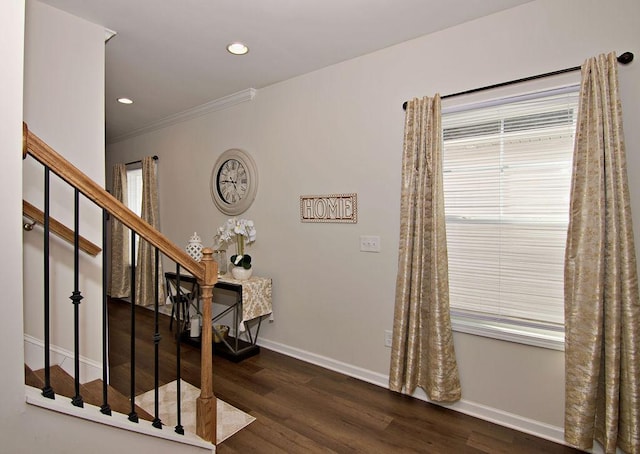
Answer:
[211, 149, 258, 215]
[217, 159, 248, 204]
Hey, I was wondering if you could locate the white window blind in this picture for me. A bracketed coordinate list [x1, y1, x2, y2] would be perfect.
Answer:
[126, 167, 143, 264]
[126, 167, 143, 217]
[442, 86, 579, 349]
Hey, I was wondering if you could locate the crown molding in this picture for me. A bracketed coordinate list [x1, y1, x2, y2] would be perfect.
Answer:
[104, 28, 117, 43]
[108, 88, 257, 144]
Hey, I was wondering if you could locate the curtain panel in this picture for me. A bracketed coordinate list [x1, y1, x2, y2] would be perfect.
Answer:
[108, 163, 130, 298]
[389, 95, 461, 402]
[135, 156, 165, 306]
[564, 52, 640, 454]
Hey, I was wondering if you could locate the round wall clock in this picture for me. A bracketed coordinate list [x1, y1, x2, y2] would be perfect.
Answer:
[210, 148, 258, 215]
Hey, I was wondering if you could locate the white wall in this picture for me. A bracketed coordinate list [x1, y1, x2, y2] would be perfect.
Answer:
[106, 0, 640, 442]
[22, 0, 105, 379]
[0, 0, 28, 441]
[0, 3, 209, 452]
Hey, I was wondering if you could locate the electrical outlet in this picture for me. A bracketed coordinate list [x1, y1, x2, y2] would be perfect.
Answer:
[384, 330, 393, 348]
[360, 235, 381, 252]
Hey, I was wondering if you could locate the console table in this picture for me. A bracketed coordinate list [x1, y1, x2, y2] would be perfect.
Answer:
[166, 271, 272, 362]
[212, 274, 273, 361]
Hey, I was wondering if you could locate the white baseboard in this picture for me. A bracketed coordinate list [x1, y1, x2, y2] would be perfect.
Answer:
[24, 334, 103, 383]
[257, 338, 389, 386]
[425, 392, 567, 446]
[257, 338, 569, 447]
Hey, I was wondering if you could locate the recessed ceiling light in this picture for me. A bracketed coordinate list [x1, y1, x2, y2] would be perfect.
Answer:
[226, 42, 249, 55]
[117, 97, 133, 104]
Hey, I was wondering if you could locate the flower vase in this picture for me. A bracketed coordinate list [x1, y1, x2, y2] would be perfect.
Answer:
[213, 249, 227, 275]
[231, 266, 253, 281]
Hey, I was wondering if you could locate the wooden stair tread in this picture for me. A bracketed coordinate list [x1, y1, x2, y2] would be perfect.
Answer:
[83, 379, 154, 422]
[33, 365, 77, 399]
[24, 364, 43, 389]
[26, 366, 154, 422]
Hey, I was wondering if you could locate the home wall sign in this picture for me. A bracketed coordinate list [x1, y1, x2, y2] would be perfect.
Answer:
[300, 193, 357, 223]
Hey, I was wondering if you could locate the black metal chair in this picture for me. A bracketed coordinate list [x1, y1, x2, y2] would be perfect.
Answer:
[164, 271, 199, 334]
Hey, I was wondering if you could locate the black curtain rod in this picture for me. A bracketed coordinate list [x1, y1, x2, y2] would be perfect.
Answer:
[125, 155, 158, 166]
[402, 51, 634, 110]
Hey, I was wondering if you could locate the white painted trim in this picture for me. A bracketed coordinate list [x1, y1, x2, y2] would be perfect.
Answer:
[24, 334, 103, 383]
[104, 28, 117, 43]
[257, 337, 570, 447]
[25, 386, 214, 452]
[414, 389, 567, 445]
[108, 88, 257, 144]
[257, 338, 389, 387]
[451, 317, 565, 351]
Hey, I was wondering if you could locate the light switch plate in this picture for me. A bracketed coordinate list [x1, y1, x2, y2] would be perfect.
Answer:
[360, 235, 381, 252]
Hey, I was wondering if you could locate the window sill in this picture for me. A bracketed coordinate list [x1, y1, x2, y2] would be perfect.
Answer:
[451, 315, 564, 351]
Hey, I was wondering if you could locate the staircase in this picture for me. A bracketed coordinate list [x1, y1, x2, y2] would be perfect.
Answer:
[21, 123, 219, 449]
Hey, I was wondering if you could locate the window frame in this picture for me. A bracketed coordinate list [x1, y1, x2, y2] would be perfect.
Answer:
[442, 84, 580, 351]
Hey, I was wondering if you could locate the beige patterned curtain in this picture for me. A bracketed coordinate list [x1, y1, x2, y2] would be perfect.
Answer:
[389, 95, 461, 402]
[135, 156, 164, 306]
[108, 163, 130, 298]
[564, 52, 640, 454]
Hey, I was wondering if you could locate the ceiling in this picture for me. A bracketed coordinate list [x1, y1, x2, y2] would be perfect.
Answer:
[37, 0, 534, 143]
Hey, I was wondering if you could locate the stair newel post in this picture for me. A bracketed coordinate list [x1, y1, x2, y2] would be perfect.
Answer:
[196, 248, 218, 443]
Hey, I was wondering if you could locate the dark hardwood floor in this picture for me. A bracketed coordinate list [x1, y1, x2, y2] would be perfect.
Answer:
[108, 298, 581, 453]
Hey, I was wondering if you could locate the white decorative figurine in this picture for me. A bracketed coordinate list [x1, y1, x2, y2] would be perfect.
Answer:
[185, 232, 203, 262]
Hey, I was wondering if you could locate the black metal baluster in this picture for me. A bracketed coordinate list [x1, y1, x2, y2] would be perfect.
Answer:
[175, 263, 184, 435]
[100, 209, 111, 416]
[152, 248, 162, 429]
[234, 292, 240, 353]
[42, 168, 54, 399]
[128, 231, 138, 423]
[70, 189, 84, 408]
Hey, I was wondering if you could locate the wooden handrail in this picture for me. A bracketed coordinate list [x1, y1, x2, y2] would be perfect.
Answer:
[23, 199, 102, 257]
[23, 123, 204, 278]
[22, 123, 218, 443]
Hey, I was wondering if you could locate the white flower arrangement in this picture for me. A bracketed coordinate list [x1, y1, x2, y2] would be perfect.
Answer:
[215, 218, 256, 269]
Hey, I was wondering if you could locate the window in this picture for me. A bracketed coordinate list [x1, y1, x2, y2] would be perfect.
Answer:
[126, 167, 143, 217]
[442, 86, 579, 350]
[126, 167, 143, 264]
